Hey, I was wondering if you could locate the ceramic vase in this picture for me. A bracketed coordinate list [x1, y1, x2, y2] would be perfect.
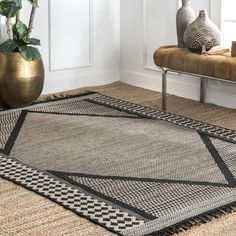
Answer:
[183, 9, 221, 51]
[176, 0, 195, 48]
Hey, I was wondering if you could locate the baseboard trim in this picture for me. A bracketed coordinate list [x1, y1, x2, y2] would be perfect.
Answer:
[120, 69, 236, 109]
[42, 70, 120, 95]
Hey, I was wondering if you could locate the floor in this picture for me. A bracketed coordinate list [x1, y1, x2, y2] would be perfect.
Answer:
[1, 81, 236, 236]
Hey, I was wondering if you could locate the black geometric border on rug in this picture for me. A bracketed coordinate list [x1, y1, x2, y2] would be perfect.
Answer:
[0, 92, 236, 236]
[0, 98, 141, 156]
[86, 94, 236, 144]
[0, 154, 144, 234]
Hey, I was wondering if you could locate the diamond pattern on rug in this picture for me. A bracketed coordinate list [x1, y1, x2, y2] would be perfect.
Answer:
[0, 111, 21, 151]
[1, 93, 236, 235]
[50, 171, 235, 220]
[86, 95, 236, 143]
[199, 133, 236, 187]
[28, 99, 139, 118]
[210, 137, 236, 178]
[9, 112, 229, 185]
[0, 155, 144, 232]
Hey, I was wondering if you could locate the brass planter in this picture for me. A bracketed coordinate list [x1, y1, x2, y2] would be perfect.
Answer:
[0, 52, 44, 108]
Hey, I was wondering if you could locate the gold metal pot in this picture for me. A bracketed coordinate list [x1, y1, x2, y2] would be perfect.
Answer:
[0, 52, 44, 108]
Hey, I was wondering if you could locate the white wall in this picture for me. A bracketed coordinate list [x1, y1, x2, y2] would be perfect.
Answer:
[120, 0, 236, 109]
[1, 0, 236, 109]
[0, 0, 120, 94]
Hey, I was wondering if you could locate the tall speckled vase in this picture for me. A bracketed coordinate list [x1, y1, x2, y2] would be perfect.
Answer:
[183, 9, 221, 51]
[176, 0, 195, 48]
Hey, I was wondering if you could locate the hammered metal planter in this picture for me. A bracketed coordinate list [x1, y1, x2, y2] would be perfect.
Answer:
[0, 52, 44, 108]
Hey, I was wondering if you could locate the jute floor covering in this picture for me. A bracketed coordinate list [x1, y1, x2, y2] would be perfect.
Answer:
[1, 82, 236, 236]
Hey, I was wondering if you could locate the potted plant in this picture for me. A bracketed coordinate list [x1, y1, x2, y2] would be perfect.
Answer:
[0, 0, 44, 108]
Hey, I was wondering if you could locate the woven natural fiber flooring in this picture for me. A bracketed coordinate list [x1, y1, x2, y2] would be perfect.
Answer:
[1, 81, 236, 236]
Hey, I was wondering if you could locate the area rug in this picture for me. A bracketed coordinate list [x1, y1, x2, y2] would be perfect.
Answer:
[1, 92, 236, 236]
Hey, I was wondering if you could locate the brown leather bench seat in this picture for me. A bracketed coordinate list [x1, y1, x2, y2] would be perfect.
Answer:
[153, 45, 236, 111]
[154, 45, 236, 82]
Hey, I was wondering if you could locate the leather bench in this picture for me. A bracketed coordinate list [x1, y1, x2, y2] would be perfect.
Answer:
[153, 45, 236, 111]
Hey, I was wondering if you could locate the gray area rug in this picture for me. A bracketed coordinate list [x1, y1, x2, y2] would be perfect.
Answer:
[1, 93, 236, 236]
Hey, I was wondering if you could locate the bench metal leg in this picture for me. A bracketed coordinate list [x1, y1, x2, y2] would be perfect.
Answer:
[162, 70, 167, 111]
[200, 77, 206, 103]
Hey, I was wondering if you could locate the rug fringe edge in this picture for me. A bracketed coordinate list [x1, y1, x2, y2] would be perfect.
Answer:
[36, 91, 95, 104]
[150, 202, 236, 236]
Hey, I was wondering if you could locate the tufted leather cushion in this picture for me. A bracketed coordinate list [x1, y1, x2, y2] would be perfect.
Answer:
[154, 45, 236, 81]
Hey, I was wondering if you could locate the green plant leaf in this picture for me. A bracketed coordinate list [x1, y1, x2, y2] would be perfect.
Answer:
[25, 37, 40, 46]
[0, 0, 22, 18]
[18, 45, 41, 61]
[20, 36, 41, 46]
[27, 0, 38, 7]
[12, 20, 28, 40]
[0, 40, 19, 52]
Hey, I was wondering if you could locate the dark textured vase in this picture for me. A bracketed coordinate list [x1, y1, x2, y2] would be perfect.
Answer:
[176, 0, 195, 48]
[183, 9, 221, 51]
